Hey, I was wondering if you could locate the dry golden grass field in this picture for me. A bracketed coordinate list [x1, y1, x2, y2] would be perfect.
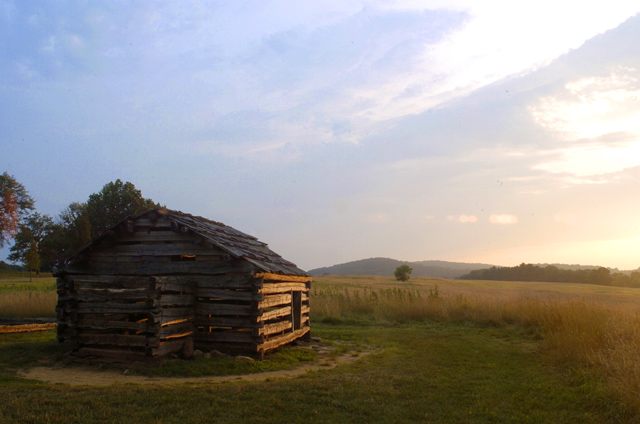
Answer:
[313, 275, 640, 413]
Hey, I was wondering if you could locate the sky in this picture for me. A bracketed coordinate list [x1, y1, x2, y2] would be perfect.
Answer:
[2, 1, 640, 271]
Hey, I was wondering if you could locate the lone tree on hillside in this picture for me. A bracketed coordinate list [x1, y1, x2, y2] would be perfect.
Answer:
[394, 264, 413, 282]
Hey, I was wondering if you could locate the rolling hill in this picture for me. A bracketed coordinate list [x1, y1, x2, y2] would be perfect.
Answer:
[307, 257, 495, 279]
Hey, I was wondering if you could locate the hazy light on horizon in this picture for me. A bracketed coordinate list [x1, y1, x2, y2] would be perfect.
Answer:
[2, 1, 640, 271]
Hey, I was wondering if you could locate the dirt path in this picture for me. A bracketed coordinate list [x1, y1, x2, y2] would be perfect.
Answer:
[18, 350, 371, 386]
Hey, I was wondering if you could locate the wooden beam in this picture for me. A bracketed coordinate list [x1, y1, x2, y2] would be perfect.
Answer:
[159, 294, 195, 307]
[258, 327, 310, 352]
[258, 321, 292, 336]
[195, 316, 259, 328]
[196, 288, 261, 301]
[77, 333, 156, 347]
[260, 282, 308, 294]
[254, 273, 312, 283]
[196, 303, 254, 316]
[75, 319, 159, 333]
[259, 306, 292, 322]
[74, 347, 147, 361]
[258, 293, 292, 309]
[75, 302, 159, 314]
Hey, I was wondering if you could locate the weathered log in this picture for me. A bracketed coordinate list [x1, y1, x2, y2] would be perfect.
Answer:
[196, 288, 260, 301]
[258, 293, 292, 309]
[260, 282, 308, 294]
[69, 277, 157, 290]
[195, 316, 258, 328]
[75, 301, 159, 314]
[77, 333, 156, 347]
[259, 306, 292, 322]
[194, 274, 260, 289]
[91, 242, 209, 254]
[75, 319, 159, 333]
[159, 294, 194, 307]
[74, 347, 147, 361]
[196, 303, 254, 316]
[258, 327, 310, 352]
[158, 321, 195, 339]
[75, 288, 161, 302]
[111, 234, 193, 244]
[257, 320, 292, 336]
[159, 307, 193, 319]
[255, 273, 312, 283]
[67, 260, 257, 276]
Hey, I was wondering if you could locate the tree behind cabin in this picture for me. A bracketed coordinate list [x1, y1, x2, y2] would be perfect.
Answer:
[85, 179, 159, 237]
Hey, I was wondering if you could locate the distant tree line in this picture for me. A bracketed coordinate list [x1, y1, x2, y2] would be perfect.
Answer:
[0, 173, 160, 273]
[459, 263, 640, 288]
[0, 260, 23, 272]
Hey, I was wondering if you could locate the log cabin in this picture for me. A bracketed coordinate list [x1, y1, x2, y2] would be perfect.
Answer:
[55, 208, 311, 360]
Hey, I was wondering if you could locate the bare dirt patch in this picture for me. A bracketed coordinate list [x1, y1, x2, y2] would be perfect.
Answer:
[18, 349, 372, 386]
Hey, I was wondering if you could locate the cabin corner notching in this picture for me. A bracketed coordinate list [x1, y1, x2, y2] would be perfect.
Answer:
[55, 209, 311, 360]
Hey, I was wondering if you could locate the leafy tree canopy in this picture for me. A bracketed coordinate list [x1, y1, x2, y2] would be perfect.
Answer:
[8, 212, 55, 271]
[85, 179, 159, 237]
[394, 264, 413, 282]
[0, 172, 35, 247]
[24, 241, 40, 274]
[2, 179, 161, 270]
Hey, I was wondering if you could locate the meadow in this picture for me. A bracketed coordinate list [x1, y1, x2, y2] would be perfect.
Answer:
[0, 274, 56, 319]
[1, 274, 640, 423]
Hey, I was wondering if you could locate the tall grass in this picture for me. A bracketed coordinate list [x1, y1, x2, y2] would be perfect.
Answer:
[0, 290, 57, 318]
[312, 285, 640, 413]
[0, 279, 57, 318]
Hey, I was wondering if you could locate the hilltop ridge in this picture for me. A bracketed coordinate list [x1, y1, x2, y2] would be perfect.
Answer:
[307, 258, 630, 279]
[307, 257, 494, 279]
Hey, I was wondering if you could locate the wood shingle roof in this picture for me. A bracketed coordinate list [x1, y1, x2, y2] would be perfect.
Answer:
[67, 208, 308, 277]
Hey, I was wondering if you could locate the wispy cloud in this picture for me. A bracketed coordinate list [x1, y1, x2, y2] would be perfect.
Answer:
[2, 2, 640, 270]
[530, 67, 640, 177]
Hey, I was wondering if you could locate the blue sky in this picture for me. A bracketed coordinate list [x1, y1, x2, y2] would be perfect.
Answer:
[2, 1, 640, 271]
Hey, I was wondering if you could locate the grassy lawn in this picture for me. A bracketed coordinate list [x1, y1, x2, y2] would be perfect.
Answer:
[0, 323, 633, 423]
[2, 274, 640, 422]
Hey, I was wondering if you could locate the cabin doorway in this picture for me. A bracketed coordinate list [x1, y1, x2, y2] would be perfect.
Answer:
[292, 291, 302, 331]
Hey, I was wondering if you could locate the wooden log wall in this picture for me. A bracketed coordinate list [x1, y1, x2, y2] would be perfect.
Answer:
[57, 214, 311, 360]
[63, 216, 256, 277]
[193, 273, 311, 358]
[57, 275, 195, 359]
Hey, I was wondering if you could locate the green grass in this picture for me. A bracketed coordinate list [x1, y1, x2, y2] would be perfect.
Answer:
[0, 331, 69, 370]
[0, 280, 56, 293]
[2, 274, 639, 422]
[0, 273, 54, 283]
[0, 324, 634, 424]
